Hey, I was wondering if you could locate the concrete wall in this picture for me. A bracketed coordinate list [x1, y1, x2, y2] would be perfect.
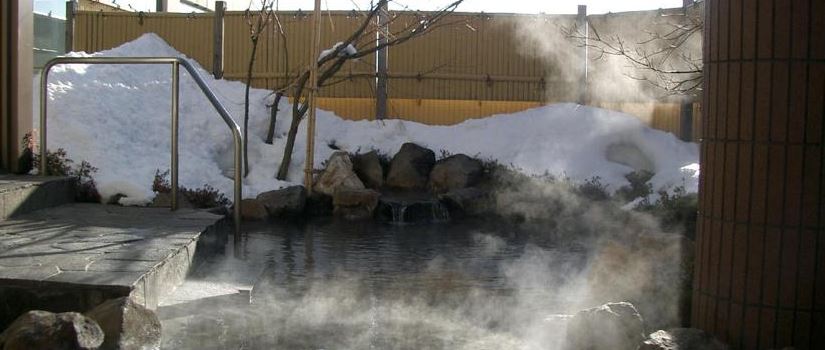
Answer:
[692, 0, 824, 348]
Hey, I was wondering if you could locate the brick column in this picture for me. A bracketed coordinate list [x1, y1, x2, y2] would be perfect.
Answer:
[692, 0, 824, 349]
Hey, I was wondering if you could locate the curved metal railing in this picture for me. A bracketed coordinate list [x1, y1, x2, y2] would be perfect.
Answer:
[40, 57, 243, 234]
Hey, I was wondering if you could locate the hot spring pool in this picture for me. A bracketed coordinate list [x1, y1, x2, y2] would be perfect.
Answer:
[158, 219, 599, 349]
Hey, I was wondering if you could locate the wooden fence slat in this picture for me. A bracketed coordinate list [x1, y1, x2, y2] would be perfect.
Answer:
[70, 9, 702, 137]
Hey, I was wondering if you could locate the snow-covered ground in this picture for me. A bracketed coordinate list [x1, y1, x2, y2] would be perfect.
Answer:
[36, 33, 699, 205]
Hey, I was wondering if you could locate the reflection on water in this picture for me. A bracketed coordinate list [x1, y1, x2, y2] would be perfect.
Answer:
[159, 219, 591, 349]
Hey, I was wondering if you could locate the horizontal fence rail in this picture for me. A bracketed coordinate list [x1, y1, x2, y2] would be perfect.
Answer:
[39, 56, 244, 235]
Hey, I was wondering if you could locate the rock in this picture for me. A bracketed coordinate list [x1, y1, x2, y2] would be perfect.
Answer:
[606, 142, 654, 173]
[240, 198, 268, 220]
[86, 297, 161, 350]
[386, 143, 435, 190]
[429, 154, 483, 193]
[333, 189, 380, 220]
[0, 310, 104, 350]
[256, 186, 306, 217]
[565, 302, 646, 350]
[352, 151, 385, 189]
[313, 152, 365, 196]
[150, 192, 193, 209]
[438, 187, 489, 217]
[305, 193, 334, 217]
[587, 234, 694, 330]
[638, 328, 728, 350]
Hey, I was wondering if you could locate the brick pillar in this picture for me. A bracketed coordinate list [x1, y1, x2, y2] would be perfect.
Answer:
[692, 1, 825, 349]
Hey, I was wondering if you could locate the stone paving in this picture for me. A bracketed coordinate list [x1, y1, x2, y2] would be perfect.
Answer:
[0, 203, 225, 328]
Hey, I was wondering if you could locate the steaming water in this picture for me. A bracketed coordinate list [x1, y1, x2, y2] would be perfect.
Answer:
[159, 219, 593, 349]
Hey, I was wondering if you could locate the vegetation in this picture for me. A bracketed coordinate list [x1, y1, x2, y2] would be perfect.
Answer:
[23, 132, 101, 202]
[275, 0, 465, 180]
[152, 169, 230, 208]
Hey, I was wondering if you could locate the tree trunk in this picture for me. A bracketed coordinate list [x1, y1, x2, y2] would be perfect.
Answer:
[243, 37, 259, 177]
[276, 110, 302, 180]
[265, 91, 283, 144]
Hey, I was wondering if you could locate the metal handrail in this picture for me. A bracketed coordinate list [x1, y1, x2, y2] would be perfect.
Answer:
[40, 56, 243, 234]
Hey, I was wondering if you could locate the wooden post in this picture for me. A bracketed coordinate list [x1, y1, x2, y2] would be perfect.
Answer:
[1, 0, 33, 173]
[679, 102, 693, 141]
[576, 5, 587, 105]
[375, 1, 388, 120]
[212, 1, 225, 79]
[678, 0, 693, 141]
[305, 0, 322, 193]
[64, 1, 76, 53]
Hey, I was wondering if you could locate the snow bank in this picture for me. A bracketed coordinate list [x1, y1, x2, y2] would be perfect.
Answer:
[38, 33, 698, 205]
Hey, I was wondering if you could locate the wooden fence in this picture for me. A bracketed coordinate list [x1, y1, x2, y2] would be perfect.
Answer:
[70, 6, 702, 141]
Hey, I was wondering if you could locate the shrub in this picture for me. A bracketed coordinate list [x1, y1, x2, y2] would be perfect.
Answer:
[636, 185, 698, 238]
[24, 132, 101, 202]
[616, 170, 654, 202]
[152, 169, 230, 208]
[575, 176, 610, 201]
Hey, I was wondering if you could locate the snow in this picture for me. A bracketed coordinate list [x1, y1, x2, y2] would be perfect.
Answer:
[37, 33, 698, 205]
[318, 41, 357, 61]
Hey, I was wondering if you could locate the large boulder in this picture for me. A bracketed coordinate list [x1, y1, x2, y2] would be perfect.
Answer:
[386, 143, 435, 190]
[314, 152, 365, 196]
[150, 192, 193, 209]
[429, 154, 483, 193]
[638, 328, 728, 350]
[256, 186, 306, 217]
[332, 189, 381, 221]
[565, 302, 646, 350]
[240, 198, 268, 221]
[86, 297, 161, 350]
[588, 234, 694, 330]
[0, 310, 104, 350]
[352, 151, 385, 189]
[438, 187, 490, 217]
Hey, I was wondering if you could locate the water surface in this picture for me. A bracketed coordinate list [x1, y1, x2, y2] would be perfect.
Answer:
[160, 219, 591, 349]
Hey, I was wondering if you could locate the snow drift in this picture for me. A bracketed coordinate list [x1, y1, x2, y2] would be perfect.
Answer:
[37, 33, 698, 205]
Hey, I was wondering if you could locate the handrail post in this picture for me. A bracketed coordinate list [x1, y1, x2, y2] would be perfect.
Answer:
[39, 66, 49, 176]
[171, 61, 180, 210]
[39, 57, 243, 238]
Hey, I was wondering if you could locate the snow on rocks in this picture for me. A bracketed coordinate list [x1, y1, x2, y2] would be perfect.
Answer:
[38, 33, 698, 206]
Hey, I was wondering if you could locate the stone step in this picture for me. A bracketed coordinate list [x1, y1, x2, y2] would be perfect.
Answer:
[0, 203, 228, 330]
[0, 175, 76, 220]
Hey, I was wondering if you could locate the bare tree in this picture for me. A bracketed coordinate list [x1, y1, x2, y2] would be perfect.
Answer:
[275, 0, 465, 180]
[562, 8, 703, 98]
[243, 0, 276, 176]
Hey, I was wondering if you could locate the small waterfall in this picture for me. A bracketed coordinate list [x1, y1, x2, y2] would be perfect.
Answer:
[431, 200, 451, 222]
[390, 202, 408, 223]
[378, 195, 451, 224]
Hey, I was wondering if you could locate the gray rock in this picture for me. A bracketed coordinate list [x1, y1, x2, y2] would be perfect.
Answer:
[0, 310, 104, 350]
[638, 328, 728, 350]
[313, 152, 365, 196]
[86, 297, 161, 350]
[386, 143, 435, 190]
[429, 154, 483, 193]
[256, 186, 306, 217]
[565, 302, 646, 350]
[240, 198, 268, 221]
[333, 189, 380, 220]
[438, 187, 489, 217]
[150, 192, 193, 209]
[353, 151, 384, 189]
[606, 142, 654, 173]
